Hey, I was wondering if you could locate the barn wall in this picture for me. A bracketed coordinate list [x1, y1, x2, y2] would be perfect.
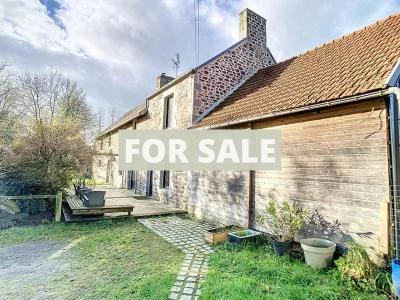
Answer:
[250, 98, 390, 255]
[188, 98, 390, 257]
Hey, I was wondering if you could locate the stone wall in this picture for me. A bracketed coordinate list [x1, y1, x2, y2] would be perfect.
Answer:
[193, 46, 275, 123]
[135, 75, 194, 207]
[92, 122, 135, 188]
[92, 153, 108, 183]
[239, 8, 267, 48]
[193, 41, 275, 121]
[188, 171, 250, 227]
[192, 8, 275, 121]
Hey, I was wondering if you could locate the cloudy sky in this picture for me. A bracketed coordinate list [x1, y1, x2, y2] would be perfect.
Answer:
[1, 0, 400, 126]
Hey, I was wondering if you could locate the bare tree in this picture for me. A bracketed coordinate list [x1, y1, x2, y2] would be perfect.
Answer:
[16, 71, 95, 135]
[0, 63, 14, 113]
[110, 106, 117, 124]
[0, 63, 17, 144]
[96, 107, 104, 135]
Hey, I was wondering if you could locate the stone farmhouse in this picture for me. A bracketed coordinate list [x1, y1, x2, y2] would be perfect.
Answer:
[94, 9, 400, 258]
[94, 8, 276, 204]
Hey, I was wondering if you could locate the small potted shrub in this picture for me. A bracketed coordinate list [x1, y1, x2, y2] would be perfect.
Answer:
[257, 195, 308, 256]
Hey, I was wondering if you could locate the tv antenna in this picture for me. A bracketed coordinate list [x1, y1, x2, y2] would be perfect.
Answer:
[171, 53, 180, 77]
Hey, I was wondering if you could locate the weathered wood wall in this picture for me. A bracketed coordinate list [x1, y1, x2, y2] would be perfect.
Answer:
[187, 98, 390, 257]
[251, 98, 390, 255]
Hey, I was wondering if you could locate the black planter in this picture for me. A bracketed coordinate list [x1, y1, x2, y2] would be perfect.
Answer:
[271, 239, 294, 256]
[228, 230, 261, 244]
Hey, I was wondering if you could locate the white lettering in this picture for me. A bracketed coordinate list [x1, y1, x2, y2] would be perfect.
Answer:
[126, 139, 140, 163]
[217, 139, 239, 163]
[143, 139, 165, 163]
[169, 139, 188, 163]
[198, 139, 215, 163]
[242, 139, 257, 163]
[261, 139, 276, 163]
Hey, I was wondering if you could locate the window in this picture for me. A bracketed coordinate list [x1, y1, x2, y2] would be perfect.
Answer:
[100, 139, 103, 150]
[163, 95, 174, 129]
[98, 160, 102, 167]
[108, 135, 111, 147]
[160, 170, 170, 189]
[133, 120, 137, 129]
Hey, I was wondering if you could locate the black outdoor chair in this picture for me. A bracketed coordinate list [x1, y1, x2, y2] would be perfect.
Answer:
[81, 191, 106, 207]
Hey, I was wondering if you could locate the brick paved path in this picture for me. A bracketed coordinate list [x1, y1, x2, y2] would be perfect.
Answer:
[139, 216, 214, 300]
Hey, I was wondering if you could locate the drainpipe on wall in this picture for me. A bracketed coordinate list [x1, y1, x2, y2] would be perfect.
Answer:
[248, 122, 255, 229]
[388, 87, 400, 259]
[248, 170, 255, 229]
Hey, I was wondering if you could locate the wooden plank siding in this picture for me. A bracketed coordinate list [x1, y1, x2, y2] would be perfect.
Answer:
[250, 98, 390, 255]
[187, 99, 390, 257]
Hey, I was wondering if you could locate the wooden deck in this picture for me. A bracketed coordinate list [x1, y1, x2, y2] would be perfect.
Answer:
[66, 194, 133, 215]
[63, 188, 186, 222]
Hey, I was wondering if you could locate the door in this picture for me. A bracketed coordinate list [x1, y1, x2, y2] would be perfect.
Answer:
[127, 171, 136, 190]
[106, 160, 111, 184]
[146, 171, 153, 197]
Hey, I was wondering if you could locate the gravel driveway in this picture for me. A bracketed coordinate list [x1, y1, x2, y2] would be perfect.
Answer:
[0, 240, 71, 300]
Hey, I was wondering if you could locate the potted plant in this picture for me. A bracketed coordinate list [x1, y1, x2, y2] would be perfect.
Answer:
[205, 225, 242, 245]
[228, 229, 262, 244]
[300, 238, 336, 269]
[257, 195, 308, 256]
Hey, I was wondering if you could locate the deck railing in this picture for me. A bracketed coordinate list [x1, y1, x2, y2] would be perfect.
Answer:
[0, 191, 63, 222]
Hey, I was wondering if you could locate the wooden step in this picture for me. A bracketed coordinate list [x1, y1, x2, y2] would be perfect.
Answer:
[62, 203, 130, 223]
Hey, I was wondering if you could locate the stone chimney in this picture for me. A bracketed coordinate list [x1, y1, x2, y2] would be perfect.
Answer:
[156, 73, 175, 89]
[239, 8, 266, 49]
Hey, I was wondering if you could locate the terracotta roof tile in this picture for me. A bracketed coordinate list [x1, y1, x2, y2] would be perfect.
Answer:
[196, 13, 400, 127]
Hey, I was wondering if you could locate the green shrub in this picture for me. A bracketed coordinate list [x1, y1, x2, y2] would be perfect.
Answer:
[335, 242, 391, 295]
[257, 194, 308, 242]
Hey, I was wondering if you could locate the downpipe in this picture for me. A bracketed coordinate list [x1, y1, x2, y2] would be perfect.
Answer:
[388, 89, 400, 259]
[387, 87, 400, 297]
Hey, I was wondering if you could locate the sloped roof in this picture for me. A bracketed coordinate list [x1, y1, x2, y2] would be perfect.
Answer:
[196, 13, 400, 128]
[99, 103, 146, 137]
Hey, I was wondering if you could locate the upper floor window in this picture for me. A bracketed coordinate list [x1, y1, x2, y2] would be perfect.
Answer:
[163, 95, 174, 129]
[108, 135, 111, 147]
[100, 139, 103, 150]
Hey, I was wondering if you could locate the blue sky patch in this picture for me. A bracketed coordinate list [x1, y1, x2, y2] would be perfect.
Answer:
[39, 0, 65, 30]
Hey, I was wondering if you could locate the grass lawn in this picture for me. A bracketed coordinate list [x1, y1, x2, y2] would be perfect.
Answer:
[200, 242, 388, 300]
[0, 219, 184, 300]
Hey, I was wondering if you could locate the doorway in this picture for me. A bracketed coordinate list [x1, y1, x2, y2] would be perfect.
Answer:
[127, 171, 136, 191]
[146, 171, 153, 197]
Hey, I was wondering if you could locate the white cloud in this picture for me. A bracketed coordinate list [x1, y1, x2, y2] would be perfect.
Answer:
[0, 0, 399, 126]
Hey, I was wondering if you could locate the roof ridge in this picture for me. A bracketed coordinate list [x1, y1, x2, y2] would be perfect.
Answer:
[265, 11, 400, 68]
[195, 10, 400, 128]
[99, 103, 146, 136]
